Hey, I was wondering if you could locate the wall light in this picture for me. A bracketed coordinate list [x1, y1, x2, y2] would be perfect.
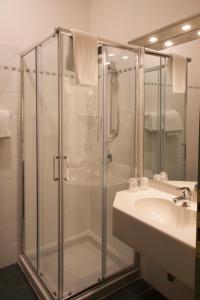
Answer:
[105, 62, 110, 65]
[108, 53, 114, 57]
[182, 24, 191, 31]
[149, 36, 158, 43]
[198, 31, 200, 36]
[122, 55, 128, 59]
[165, 41, 173, 47]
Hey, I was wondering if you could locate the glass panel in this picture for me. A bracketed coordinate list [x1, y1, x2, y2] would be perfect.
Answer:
[62, 34, 102, 296]
[23, 50, 37, 268]
[38, 37, 59, 297]
[103, 46, 136, 277]
[144, 54, 162, 177]
[164, 57, 186, 180]
[144, 54, 186, 180]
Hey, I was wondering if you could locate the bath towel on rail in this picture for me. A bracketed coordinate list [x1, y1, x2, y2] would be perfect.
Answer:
[172, 54, 187, 94]
[71, 29, 98, 86]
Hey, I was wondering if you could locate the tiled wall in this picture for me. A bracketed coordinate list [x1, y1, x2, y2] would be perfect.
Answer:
[0, 0, 90, 268]
[0, 64, 21, 267]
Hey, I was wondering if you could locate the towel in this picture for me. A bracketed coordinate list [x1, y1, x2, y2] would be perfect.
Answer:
[166, 57, 172, 84]
[145, 112, 162, 131]
[71, 29, 98, 86]
[164, 110, 183, 132]
[0, 111, 11, 138]
[65, 37, 74, 72]
[172, 54, 187, 93]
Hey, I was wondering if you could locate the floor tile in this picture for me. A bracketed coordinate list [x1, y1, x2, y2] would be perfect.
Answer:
[137, 288, 168, 300]
[1, 271, 28, 291]
[7, 285, 38, 300]
[125, 278, 151, 297]
[0, 264, 167, 300]
[0, 281, 7, 299]
[0, 264, 21, 279]
[103, 288, 133, 300]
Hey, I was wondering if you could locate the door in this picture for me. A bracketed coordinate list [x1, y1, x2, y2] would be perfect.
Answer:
[61, 34, 103, 297]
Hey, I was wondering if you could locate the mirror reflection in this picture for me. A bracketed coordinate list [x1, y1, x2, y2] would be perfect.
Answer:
[144, 36, 199, 191]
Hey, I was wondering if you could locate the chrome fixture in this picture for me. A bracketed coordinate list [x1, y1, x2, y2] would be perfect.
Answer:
[173, 187, 192, 207]
[108, 61, 120, 141]
[106, 149, 113, 164]
[20, 27, 141, 300]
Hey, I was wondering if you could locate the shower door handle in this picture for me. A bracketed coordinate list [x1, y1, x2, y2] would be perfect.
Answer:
[63, 156, 70, 181]
[53, 156, 59, 181]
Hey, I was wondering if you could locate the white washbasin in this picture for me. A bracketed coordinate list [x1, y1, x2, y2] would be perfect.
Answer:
[134, 197, 195, 228]
[113, 187, 196, 288]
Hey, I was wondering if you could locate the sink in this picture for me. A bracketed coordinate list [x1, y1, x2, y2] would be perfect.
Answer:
[134, 197, 195, 228]
[113, 187, 196, 288]
[134, 197, 179, 226]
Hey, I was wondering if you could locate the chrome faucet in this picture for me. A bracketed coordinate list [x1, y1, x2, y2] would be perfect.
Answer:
[173, 187, 192, 207]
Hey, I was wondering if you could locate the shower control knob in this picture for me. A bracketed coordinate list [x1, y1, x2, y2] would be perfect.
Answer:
[107, 150, 112, 164]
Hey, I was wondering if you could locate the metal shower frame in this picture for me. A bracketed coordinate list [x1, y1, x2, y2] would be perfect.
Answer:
[19, 27, 144, 300]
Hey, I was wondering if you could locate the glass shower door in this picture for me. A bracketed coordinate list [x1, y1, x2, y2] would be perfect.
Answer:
[23, 49, 37, 269]
[37, 37, 60, 297]
[61, 34, 103, 297]
[103, 46, 136, 277]
[23, 35, 60, 299]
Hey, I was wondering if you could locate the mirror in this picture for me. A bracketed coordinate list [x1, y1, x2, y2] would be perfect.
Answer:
[130, 13, 200, 189]
[130, 13, 200, 300]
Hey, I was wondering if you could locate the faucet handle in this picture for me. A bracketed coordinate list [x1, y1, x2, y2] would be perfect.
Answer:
[176, 186, 189, 190]
[176, 187, 191, 198]
[176, 187, 191, 192]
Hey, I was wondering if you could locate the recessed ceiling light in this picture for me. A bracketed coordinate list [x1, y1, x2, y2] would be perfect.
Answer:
[182, 24, 191, 31]
[149, 36, 158, 43]
[165, 41, 173, 47]
[122, 55, 128, 59]
[197, 31, 200, 36]
[108, 53, 114, 57]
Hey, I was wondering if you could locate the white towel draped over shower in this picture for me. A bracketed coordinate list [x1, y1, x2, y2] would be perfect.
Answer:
[164, 110, 183, 132]
[145, 112, 162, 131]
[172, 54, 187, 94]
[145, 110, 183, 133]
[70, 29, 98, 86]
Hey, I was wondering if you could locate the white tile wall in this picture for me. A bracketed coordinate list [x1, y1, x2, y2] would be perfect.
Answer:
[0, 67, 22, 268]
[0, 0, 90, 268]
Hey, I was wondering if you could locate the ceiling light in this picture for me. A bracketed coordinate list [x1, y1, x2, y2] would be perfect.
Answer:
[122, 55, 128, 59]
[149, 36, 158, 43]
[165, 41, 173, 47]
[197, 31, 200, 36]
[182, 24, 191, 31]
[108, 53, 114, 57]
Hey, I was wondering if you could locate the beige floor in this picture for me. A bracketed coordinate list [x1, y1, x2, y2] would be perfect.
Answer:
[40, 237, 129, 297]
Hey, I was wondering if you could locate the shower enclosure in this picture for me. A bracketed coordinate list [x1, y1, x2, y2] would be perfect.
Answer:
[20, 28, 141, 300]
